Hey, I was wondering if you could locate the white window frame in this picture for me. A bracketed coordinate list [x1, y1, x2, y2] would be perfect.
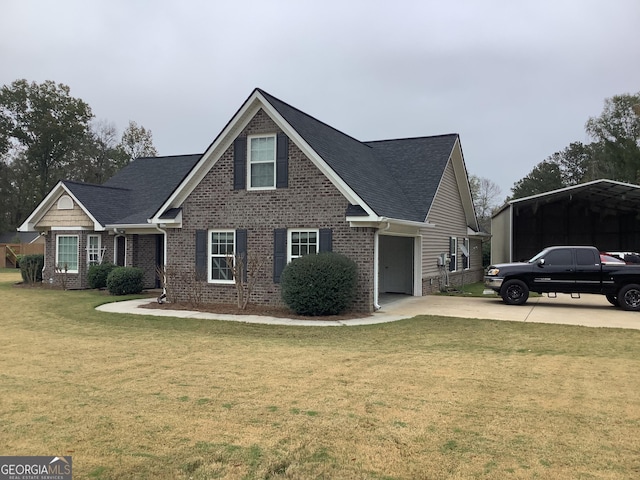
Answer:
[247, 134, 276, 190]
[87, 234, 102, 266]
[463, 237, 470, 270]
[449, 236, 458, 272]
[287, 229, 319, 263]
[56, 234, 79, 273]
[208, 229, 235, 284]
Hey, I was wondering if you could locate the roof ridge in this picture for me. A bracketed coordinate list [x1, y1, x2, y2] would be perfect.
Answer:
[257, 88, 372, 149]
[364, 133, 459, 144]
[134, 153, 203, 160]
[63, 180, 130, 192]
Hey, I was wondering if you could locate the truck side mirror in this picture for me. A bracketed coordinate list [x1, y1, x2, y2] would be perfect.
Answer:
[537, 258, 545, 266]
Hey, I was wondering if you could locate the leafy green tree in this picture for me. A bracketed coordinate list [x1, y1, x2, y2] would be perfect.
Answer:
[0, 79, 94, 200]
[119, 120, 158, 161]
[511, 160, 564, 199]
[509, 91, 640, 198]
[0, 160, 15, 232]
[585, 92, 640, 183]
[550, 141, 593, 186]
[0, 79, 159, 234]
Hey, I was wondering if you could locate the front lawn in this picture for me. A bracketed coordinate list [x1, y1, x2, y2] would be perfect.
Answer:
[1, 269, 639, 479]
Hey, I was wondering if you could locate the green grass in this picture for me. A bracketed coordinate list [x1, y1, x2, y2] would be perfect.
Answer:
[1, 269, 640, 479]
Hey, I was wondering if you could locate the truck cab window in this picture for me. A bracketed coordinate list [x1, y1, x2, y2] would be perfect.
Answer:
[576, 249, 598, 265]
[544, 249, 572, 265]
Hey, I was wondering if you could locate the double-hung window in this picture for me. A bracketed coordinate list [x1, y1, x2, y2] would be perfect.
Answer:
[56, 235, 79, 273]
[248, 134, 276, 189]
[288, 229, 318, 263]
[87, 235, 102, 266]
[209, 230, 235, 283]
[462, 238, 470, 270]
[449, 237, 457, 272]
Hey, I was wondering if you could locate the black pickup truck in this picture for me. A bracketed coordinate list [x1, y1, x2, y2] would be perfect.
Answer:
[484, 246, 640, 310]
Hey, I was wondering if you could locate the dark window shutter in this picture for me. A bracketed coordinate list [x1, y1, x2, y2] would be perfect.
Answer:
[319, 228, 332, 253]
[276, 133, 288, 188]
[273, 228, 287, 283]
[195, 229, 207, 279]
[233, 137, 247, 190]
[236, 228, 248, 282]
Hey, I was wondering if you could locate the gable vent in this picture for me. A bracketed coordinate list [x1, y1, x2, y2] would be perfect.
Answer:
[57, 195, 73, 210]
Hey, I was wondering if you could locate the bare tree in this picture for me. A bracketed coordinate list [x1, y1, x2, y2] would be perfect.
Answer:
[469, 175, 502, 232]
[226, 252, 267, 309]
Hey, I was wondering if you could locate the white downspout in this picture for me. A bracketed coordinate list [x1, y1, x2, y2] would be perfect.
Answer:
[373, 221, 391, 310]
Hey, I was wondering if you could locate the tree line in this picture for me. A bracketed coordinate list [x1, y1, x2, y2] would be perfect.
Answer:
[510, 91, 640, 199]
[0, 79, 158, 235]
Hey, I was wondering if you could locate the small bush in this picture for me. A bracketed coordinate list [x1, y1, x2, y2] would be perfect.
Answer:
[19, 254, 44, 284]
[281, 252, 357, 316]
[88, 262, 116, 289]
[106, 266, 144, 295]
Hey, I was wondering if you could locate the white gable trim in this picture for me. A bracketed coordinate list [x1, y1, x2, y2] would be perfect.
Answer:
[425, 137, 479, 231]
[18, 182, 104, 232]
[150, 90, 377, 223]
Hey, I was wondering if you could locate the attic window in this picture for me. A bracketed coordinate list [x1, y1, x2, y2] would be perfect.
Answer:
[57, 195, 73, 210]
[248, 134, 276, 189]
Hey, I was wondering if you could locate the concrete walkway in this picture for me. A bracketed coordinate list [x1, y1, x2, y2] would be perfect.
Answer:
[96, 292, 640, 330]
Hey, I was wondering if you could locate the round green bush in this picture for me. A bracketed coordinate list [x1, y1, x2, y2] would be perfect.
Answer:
[88, 262, 116, 289]
[19, 254, 44, 284]
[280, 252, 357, 316]
[106, 266, 144, 295]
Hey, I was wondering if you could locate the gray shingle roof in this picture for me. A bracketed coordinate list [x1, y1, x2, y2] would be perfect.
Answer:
[56, 90, 459, 227]
[258, 89, 458, 222]
[65, 154, 201, 226]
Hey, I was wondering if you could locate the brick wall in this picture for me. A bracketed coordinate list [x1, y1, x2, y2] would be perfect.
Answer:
[166, 109, 376, 312]
[132, 234, 161, 288]
[43, 231, 159, 290]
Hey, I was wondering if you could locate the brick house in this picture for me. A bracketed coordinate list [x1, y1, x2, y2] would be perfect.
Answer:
[19, 88, 485, 312]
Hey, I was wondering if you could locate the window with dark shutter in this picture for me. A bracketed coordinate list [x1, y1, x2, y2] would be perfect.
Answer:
[319, 228, 332, 253]
[236, 228, 248, 282]
[273, 228, 287, 283]
[233, 137, 247, 190]
[195, 230, 207, 279]
[276, 133, 288, 188]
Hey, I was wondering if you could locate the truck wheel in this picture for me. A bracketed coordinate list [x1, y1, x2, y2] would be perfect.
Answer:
[501, 279, 529, 305]
[605, 294, 619, 307]
[618, 284, 640, 311]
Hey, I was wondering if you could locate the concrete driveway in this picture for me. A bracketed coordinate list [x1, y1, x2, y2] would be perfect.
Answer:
[98, 292, 640, 329]
[382, 293, 640, 330]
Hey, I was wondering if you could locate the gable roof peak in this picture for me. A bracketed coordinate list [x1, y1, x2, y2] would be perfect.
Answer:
[255, 88, 370, 149]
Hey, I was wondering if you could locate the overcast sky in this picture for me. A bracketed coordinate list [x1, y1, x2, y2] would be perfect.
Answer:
[2, 0, 639, 201]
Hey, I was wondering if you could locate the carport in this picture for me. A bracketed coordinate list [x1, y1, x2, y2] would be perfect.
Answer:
[491, 179, 640, 263]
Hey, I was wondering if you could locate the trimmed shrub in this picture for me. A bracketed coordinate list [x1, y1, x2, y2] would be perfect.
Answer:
[106, 266, 144, 295]
[88, 262, 117, 289]
[19, 254, 44, 284]
[281, 252, 357, 316]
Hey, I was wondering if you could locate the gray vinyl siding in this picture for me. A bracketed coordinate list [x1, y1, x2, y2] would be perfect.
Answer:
[422, 159, 470, 278]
